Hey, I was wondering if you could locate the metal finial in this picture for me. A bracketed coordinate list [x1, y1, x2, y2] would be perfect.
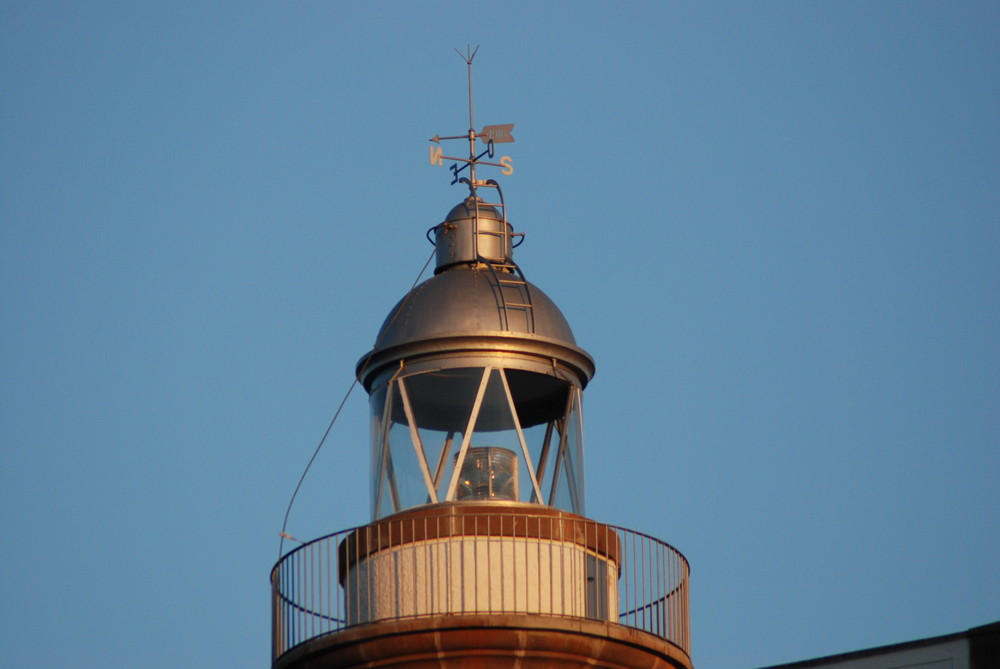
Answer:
[455, 45, 479, 140]
[456, 45, 480, 195]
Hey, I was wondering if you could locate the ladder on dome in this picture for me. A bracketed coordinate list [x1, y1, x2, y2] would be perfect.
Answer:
[469, 179, 536, 335]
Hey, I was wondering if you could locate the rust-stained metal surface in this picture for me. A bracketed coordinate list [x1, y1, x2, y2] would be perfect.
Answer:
[274, 613, 692, 669]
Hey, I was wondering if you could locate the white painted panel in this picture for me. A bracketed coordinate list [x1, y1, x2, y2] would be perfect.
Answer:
[345, 535, 618, 624]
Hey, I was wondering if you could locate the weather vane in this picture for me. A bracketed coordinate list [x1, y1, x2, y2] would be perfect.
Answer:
[428, 45, 515, 195]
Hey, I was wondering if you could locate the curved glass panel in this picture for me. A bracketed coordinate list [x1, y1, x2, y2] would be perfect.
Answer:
[369, 365, 585, 519]
[549, 388, 585, 514]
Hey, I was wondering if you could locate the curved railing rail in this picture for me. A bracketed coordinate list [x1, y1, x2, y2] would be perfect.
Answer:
[271, 511, 689, 660]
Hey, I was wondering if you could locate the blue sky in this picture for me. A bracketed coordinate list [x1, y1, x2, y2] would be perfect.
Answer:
[1, 2, 997, 668]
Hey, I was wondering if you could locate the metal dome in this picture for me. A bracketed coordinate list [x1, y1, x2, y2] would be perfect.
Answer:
[376, 267, 577, 345]
[357, 196, 595, 391]
[357, 269, 594, 390]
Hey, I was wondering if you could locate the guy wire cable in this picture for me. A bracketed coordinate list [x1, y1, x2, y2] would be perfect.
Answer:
[277, 241, 440, 559]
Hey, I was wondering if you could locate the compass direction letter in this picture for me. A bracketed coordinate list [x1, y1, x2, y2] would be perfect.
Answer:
[500, 155, 514, 176]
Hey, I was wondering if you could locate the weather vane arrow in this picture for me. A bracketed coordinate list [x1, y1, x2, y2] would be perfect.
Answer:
[478, 124, 514, 144]
[429, 133, 465, 143]
[430, 124, 515, 145]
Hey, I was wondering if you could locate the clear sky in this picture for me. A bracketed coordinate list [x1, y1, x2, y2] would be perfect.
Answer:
[1, 2, 997, 668]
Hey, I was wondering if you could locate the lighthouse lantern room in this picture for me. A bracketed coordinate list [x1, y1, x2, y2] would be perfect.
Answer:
[358, 193, 594, 520]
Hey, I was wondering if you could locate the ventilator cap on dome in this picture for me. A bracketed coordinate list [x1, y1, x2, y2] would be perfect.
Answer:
[430, 195, 513, 273]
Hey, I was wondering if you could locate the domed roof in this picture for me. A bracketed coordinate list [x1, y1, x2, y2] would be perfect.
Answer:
[356, 195, 594, 390]
[375, 267, 577, 346]
[357, 266, 594, 390]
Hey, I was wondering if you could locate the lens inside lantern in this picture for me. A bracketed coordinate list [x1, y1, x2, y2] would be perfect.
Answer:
[456, 447, 518, 501]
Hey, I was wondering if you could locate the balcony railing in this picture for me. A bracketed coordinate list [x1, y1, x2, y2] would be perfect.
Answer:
[271, 509, 690, 660]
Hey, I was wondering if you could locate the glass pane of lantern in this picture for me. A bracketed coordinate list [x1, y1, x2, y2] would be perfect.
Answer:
[386, 409, 426, 511]
[567, 388, 585, 511]
[529, 415, 564, 503]
[402, 368, 483, 429]
[505, 369, 570, 428]
[372, 378, 441, 517]
[471, 368, 519, 441]
[546, 389, 585, 514]
[451, 368, 523, 501]
[369, 384, 388, 518]
[553, 389, 584, 514]
[505, 368, 570, 503]
[419, 427, 461, 497]
[403, 367, 484, 502]
[551, 447, 575, 513]
[373, 428, 399, 519]
[377, 382, 413, 515]
[519, 421, 551, 503]
[376, 462, 396, 519]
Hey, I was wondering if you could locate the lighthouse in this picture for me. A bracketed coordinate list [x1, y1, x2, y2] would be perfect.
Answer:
[270, 53, 692, 669]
